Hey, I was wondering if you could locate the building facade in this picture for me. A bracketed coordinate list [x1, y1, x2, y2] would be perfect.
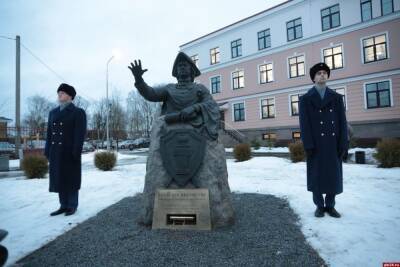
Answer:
[180, 0, 400, 146]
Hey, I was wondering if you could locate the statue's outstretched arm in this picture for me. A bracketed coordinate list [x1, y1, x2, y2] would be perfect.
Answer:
[128, 60, 167, 102]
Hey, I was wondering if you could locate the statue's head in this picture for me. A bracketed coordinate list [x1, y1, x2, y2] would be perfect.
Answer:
[172, 52, 201, 82]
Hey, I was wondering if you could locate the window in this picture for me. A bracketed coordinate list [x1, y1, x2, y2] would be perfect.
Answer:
[292, 131, 301, 140]
[231, 39, 242, 58]
[362, 34, 388, 63]
[287, 18, 302, 41]
[258, 29, 271, 50]
[332, 88, 346, 108]
[381, 0, 394, 16]
[262, 133, 277, 140]
[233, 103, 245, 121]
[261, 98, 275, 119]
[290, 94, 302, 116]
[321, 4, 341, 31]
[289, 55, 305, 78]
[259, 63, 273, 84]
[323, 45, 343, 70]
[191, 54, 199, 67]
[232, 70, 244, 89]
[210, 76, 221, 94]
[365, 81, 391, 108]
[210, 47, 220, 65]
[361, 0, 372, 21]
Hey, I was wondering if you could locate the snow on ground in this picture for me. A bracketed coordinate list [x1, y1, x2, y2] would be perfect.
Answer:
[1, 152, 399, 266]
[0, 152, 146, 266]
[227, 157, 400, 267]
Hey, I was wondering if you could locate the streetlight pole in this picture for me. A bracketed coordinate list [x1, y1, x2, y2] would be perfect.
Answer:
[106, 55, 114, 151]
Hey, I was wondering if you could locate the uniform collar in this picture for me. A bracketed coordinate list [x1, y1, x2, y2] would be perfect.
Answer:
[310, 86, 335, 108]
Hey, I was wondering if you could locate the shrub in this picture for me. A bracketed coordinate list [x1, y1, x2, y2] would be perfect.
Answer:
[288, 141, 305, 163]
[94, 151, 117, 171]
[374, 138, 400, 168]
[22, 155, 48, 178]
[264, 139, 275, 150]
[250, 139, 261, 150]
[233, 143, 251, 162]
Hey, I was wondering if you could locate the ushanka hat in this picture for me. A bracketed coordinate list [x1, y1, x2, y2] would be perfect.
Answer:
[57, 83, 76, 99]
[172, 52, 201, 78]
[309, 62, 330, 82]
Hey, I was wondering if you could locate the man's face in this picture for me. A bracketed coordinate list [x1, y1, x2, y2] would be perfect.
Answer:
[58, 91, 72, 103]
[314, 70, 328, 84]
[176, 60, 192, 77]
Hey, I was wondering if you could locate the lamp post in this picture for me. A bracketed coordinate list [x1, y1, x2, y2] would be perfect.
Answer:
[106, 55, 114, 151]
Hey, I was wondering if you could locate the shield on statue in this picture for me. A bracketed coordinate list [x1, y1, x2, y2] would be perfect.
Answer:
[160, 129, 206, 186]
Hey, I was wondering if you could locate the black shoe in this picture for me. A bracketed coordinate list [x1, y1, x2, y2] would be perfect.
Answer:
[325, 207, 341, 218]
[50, 208, 67, 216]
[314, 207, 325, 217]
[65, 208, 76, 216]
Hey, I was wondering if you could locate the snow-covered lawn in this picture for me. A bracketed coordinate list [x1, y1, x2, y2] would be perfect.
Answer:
[1, 152, 399, 266]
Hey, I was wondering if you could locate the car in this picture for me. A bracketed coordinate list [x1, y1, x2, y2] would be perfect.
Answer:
[0, 142, 14, 152]
[82, 142, 95, 153]
[132, 137, 150, 149]
[118, 140, 135, 149]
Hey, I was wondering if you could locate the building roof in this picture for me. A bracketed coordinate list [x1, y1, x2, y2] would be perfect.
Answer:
[180, 0, 293, 48]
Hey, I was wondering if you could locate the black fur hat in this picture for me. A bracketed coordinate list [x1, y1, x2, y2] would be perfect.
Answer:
[309, 62, 330, 82]
[57, 83, 76, 99]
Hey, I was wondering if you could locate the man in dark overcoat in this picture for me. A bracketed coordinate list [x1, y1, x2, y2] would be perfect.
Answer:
[299, 63, 348, 218]
[44, 83, 87, 216]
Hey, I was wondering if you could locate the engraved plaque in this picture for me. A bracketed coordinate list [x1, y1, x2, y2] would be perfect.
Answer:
[152, 189, 211, 230]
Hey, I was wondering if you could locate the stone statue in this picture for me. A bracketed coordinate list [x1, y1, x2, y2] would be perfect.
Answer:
[129, 52, 234, 228]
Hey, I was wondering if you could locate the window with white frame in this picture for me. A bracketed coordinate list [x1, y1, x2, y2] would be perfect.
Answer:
[191, 54, 199, 67]
[321, 4, 341, 31]
[286, 18, 302, 41]
[210, 76, 221, 94]
[232, 70, 244, 89]
[231, 39, 242, 58]
[323, 45, 343, 70]
[261, 98, 275, 119]
[258, 29, 271, 50]
[365, 80, 391, 109]
[290, 94, 303, 116]
[259, 63, 273, 84]
[381, 0, 394, 16]
[362, 34, 388, 63]
[332, 88, 346, 108]
[361, 0, 372, 21]
[210, 47, 220, 65]
[233, 103, 245, 121]
[289, 55, 305, 78]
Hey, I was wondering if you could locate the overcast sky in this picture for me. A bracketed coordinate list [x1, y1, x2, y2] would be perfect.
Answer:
[0, 0, 286, 122]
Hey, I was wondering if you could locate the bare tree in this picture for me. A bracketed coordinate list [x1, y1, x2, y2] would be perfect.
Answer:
[73, 95, 90, 111]
[23, 95, 56, 131]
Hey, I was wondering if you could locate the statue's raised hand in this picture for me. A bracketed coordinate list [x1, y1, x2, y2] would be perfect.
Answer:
[128, 60, 148, 82]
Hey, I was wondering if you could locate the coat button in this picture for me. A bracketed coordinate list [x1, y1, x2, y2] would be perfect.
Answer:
[51, 142, 55, 144]
[52, 132, 55, 135]
[332, 121, 334, 124]
[321, 133, 325, 136]
[53, 123, 56, 125]
[330, 109, 333, 112]
[60, 132, 63, 135]
[332, 133, 335, 136]
[60, 122, 63, 125]
[320, 121, 323, 124]
[319, 110, 322, 113]
[58, 142, 62, 145]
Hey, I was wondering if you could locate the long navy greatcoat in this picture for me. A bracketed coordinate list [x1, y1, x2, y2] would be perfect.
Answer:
[299, 87, 348, 194]
[44, 103, 87, 193]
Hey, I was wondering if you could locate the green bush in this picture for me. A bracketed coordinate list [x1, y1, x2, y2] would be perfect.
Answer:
[374, 138, 400, 168]
[233, 143, 252, 162]
[288, 141, 305, 163]
[22, 155, 48, 179]
[264, 139, 275, 150]
[94, 151, 117, 171]
[250, 139, 261, 150]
